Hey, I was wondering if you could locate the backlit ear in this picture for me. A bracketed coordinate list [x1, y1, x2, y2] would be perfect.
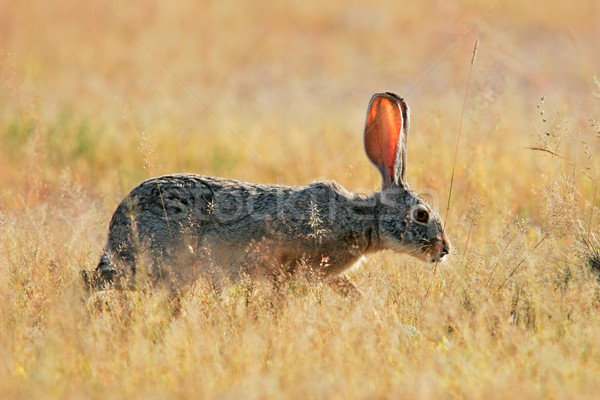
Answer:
[363, 92, 410, 189]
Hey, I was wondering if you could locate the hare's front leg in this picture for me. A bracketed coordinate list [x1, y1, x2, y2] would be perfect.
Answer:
[327, 274, 362, 299]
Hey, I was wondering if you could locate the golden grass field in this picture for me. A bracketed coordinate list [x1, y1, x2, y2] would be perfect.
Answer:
[1, 1, 600, 398]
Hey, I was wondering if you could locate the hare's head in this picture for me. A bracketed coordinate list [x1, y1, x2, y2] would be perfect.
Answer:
[364, 92, 450, 263]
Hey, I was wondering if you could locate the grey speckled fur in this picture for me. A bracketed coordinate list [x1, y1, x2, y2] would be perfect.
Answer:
[85, 93, 451, 296]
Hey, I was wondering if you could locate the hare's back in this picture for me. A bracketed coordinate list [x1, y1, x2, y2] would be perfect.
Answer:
[106, 174, 296, 249]
[111, 173, 288, 225]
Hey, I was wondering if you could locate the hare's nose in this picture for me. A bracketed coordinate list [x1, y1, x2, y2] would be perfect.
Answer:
[439, 238, 451, 258]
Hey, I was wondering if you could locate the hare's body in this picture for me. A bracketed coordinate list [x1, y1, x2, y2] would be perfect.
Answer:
[98, 174, 381, 289]
[87, 93, 451, 297]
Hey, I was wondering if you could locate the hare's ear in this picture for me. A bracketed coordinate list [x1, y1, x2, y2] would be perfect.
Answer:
[363, 92, 410, 189]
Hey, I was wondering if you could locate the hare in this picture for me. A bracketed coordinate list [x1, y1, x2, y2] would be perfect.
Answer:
[83, 92, 450, 298]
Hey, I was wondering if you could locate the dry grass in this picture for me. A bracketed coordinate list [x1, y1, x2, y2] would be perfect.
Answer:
[1, 1, 600, 398]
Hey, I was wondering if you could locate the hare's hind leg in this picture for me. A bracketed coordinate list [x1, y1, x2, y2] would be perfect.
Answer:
[327, 274, 363, 299]
[82, 250, 137, 292]
[81, 268, 118, 291]
[81, 252, 120, 290]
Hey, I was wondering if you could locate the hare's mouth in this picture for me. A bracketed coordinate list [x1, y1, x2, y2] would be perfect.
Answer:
[423, 242, 449, 263]
[386, 240, 447, 263]
[402, 244, 440, 263]
[429, 253, 448, 263]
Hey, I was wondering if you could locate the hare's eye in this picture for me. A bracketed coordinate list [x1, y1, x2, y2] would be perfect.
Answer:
[413, 208, 429, 224]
